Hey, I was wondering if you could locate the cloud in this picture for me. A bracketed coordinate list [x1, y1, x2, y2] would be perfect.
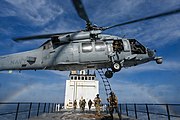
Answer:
[134, 15, 180, 47]
[89, 0, 179, 25]
[87, 0, 180, 47]
[3, 0, 64, 26]
[91, 0, 144, 25]
[119, 60, 180, 74]
[113, 83, 160, 103]
[109, 80, 179, 103]
[109, 14, 180, 48]
[96, 72, 171, 103]
[97, 73, 179, 103]
[0, 70, 68, 102]
[1, 69, 179, 103]
[1, 82, 65, 102]
[47, 70, 69, 78]
[0, 28, 12, 35]
[42, 19, 81, 34]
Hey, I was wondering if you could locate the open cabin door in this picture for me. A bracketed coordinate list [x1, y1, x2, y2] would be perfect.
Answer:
[111, 39, 131, 61]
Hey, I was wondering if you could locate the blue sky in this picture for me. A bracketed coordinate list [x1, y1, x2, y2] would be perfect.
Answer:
[0, 0, 180, 104]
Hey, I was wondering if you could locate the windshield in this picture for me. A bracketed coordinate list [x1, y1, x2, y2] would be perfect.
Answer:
[52, 39, 60, 49]
[129, 39, 146, 54]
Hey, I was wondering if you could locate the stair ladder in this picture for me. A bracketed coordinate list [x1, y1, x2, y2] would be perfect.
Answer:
[97, 69, 112, 98]
[97, 69, 122, 119]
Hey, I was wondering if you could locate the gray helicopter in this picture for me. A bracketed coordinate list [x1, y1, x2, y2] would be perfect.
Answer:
[0, 0, 179, 78]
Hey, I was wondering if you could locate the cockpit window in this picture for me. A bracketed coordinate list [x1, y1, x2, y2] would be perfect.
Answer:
[52, 39, 60, 49]
[129, 39, 146, 54]
[43, 41, 52, 50]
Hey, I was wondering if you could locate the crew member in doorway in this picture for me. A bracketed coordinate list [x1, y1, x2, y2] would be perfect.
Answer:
[113, 40, 123, 53]
[94, 94, 101, 116]
[88, 99, 93, 111]
[107, 92, 121, 120]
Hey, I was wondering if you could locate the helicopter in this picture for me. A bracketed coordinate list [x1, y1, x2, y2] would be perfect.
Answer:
[0, 0, 179, 78]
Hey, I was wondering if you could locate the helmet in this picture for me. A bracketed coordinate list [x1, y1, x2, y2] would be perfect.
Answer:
[110, 92, 114, 95]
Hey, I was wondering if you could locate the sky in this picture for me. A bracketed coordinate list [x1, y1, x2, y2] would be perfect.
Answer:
[0, 0, 180, 104]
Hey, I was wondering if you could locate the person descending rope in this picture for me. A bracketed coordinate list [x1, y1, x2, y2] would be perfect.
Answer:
[107, 92, 121, 120]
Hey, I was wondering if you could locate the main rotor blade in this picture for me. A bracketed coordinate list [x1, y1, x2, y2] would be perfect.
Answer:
[72, 0, 90, 24]
[13, 31, 76, 41]
[104, 8, 180, 30]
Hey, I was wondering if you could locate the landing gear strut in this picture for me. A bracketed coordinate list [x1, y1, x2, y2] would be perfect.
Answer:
[104, 62, 122, 78]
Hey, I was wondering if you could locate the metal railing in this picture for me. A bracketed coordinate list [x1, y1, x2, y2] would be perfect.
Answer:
[0, 102, 180, 120]
[119, 103, 180, 120]
[0, 102, 63, 120]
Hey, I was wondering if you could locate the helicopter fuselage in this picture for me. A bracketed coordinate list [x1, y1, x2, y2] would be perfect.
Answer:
[0, 31, 162, 73]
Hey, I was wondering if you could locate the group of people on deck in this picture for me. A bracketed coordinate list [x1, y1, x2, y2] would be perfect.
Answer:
[73, 92, 121, 120]
[73, 98, 93, 112]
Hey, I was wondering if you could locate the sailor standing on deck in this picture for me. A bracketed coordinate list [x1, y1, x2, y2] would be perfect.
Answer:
[73, 100, 77, 111]
[94, 94, 101, 116]
[88, 99, 93, 111]
[79, 99, 82, 111]
[107, 92, 121, 120]
[81, 99, 86, 112]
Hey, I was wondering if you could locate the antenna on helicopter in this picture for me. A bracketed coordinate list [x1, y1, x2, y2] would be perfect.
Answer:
[122, 35, 126, 39]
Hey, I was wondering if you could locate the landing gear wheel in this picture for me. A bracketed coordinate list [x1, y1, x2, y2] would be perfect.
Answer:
[105, 70, 113, 78]
[112, 62, 121, 72]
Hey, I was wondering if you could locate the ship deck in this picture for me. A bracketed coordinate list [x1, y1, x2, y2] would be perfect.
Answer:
[29, 110, 136, 120]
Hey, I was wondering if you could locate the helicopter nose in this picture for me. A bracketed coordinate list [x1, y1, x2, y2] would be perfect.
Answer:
[147, 48, 155, 57]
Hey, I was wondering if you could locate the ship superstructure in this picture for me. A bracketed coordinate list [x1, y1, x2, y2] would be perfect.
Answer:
[64, 70, 99, 109]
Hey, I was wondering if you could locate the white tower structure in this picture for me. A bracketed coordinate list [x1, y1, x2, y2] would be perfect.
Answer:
[64, 70, 99, 109]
